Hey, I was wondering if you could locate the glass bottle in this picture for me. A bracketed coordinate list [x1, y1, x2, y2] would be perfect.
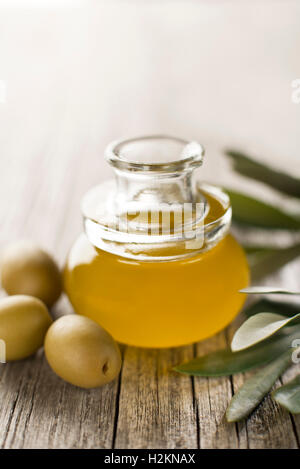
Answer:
[64, 136, 249, 348]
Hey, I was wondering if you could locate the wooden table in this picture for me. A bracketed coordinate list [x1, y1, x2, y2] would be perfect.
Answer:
[0, 123, 300, 451]
[0, 1, 300, 449]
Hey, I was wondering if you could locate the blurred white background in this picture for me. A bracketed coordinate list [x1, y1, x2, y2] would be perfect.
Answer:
[0, 0, 299, 246]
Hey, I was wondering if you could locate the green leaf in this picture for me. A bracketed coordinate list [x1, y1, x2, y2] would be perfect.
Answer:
[272, 375, 300, 414]
[231, 312, 300, 351]
[243, 243, 300, 282]
[243, 245, 271, 255]
[243, 299, 300, 318]
[226, 189, 300, 230]
[240, 286, 300, 295]
[173, 330, 299, 377]
[226, 350, 293, 422]
[226, 150, 300, 199]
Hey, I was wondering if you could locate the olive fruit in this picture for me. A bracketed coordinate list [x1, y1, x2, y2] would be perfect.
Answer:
[1, 241, 62, 307]
[0, 295, 52, 361]
[44, 315, 122, 389]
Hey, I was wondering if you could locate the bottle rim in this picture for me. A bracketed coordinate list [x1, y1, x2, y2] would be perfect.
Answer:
[105, 135, 205, 174]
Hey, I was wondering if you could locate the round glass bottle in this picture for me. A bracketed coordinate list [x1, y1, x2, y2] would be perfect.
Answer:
[64, 136, 249, 348]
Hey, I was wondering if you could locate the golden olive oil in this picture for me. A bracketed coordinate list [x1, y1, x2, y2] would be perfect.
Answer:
[64, 233, 248, 348]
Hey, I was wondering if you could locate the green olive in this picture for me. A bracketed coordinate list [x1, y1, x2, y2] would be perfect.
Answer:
[0, 295, 52, 361]
[44, 315, 122, 389]
[1, 241, 62, 307]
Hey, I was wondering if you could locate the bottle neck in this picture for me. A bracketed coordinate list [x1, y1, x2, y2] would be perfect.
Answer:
[113, 168, 196, 214]
[106, 136, 204, 215]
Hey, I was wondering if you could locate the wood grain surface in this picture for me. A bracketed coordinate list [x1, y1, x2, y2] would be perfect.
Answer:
[0, 1, 300, 449]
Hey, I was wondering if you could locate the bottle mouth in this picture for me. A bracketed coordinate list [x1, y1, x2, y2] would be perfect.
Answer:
[105, 135, 205, 173]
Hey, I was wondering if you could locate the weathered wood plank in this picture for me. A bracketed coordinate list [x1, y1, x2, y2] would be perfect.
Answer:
[193, 332, 239, 449]
[0, 353, 119, 449]
[114, 346, 197, 449]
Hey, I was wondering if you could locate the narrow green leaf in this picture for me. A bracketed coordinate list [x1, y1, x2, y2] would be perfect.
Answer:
[240, 286, 300, 295]
[173, 330, 299, 377]
[272, 375, 300, 414]
[226, 349, 293, 422]
[231, 312, 300, 351]
[243, 299, 300, 318]
[243, 245, 271, 255]
[244, 243, 300, 282]
[226, 150, 300, 199]
[226, 189, 300, 230]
